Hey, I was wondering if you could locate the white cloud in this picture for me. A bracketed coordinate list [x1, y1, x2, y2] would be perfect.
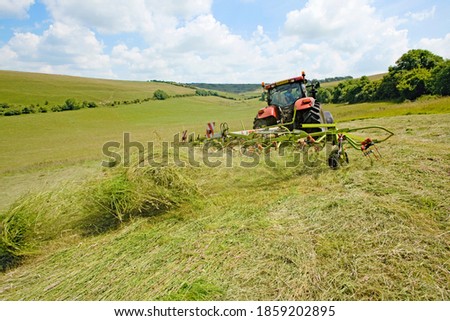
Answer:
[0, 0, 34, 18]
[110, 14, 267, 82]
[285, 0, 369, 39]
[417, 33, 450, 58]
[406, 6, 436, 22]
[42, 0, 212, 34]
[282, 0, 409, 77]
[1, 22, 113, 78]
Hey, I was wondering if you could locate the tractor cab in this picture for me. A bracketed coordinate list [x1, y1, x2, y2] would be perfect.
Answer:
[254, 72, 323, 130]
[267, 81, 307, 108]
[264, 75, 308, 104]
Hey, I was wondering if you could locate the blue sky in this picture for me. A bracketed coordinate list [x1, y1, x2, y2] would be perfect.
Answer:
[0, 0, 449, 82]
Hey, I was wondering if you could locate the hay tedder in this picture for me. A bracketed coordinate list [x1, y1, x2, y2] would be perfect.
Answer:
[184, 72, 394, 169]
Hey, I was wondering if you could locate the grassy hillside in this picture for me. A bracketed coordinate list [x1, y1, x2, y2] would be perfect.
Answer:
[325, 96, 450, 121]
[0, 71, 449, 300]
[0, 96, 260, 173]
[0, 70, 195, 106]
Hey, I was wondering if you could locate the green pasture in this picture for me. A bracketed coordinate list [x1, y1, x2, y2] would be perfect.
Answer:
[0, 70, 195, 106]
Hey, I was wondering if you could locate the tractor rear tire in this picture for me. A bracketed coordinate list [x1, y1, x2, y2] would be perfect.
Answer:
[295, 102, 322, 133]
[253, 116, 277, 129]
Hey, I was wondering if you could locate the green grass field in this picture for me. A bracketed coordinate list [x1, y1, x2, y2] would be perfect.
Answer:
[0, 70, 196, 106]
[0, 71, 449, 300]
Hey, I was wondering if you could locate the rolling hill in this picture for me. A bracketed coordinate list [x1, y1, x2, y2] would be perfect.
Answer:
[0, 70, 196, 106]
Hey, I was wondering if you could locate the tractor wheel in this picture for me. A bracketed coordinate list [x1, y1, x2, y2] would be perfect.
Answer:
[302, 102, 322, 124]
[253, 116, 277, 129]
[295, 102, 322, 133]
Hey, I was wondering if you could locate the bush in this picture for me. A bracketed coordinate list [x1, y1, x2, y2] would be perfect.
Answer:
[62, 98, 80, 110]
[82, 101, 98, 108]
[153, 89, 169, 100]
[21, 106, 34, 114]
[396, 68, 432, 100]
[316, 87, 332, 103]
[51, 105, 63, 112]
[195, 89, 219, 96]
[429, 60, 450, 96]
[4, 109, 22, 116]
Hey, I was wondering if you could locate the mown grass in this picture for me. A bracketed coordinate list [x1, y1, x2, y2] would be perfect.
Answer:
[0, 113, 448, 300]
[0, 163, 199, 271]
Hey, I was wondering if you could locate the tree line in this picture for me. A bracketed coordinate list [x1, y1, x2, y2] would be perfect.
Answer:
[316, 49, 450, 104]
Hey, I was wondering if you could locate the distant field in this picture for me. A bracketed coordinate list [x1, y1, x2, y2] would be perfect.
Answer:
[0, 96, 260, 172]
[0, 70, 195, 106]
[325, 96, 450, 121]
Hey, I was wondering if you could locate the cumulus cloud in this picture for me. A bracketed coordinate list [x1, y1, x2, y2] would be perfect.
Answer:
[1, 22, 113, 78]
[111, 14, 267, 82]
[417, 33, 450, 58]
[0, 0, 34, 18]
[41, 0, 212, 34]
[282, 0, 409, 77]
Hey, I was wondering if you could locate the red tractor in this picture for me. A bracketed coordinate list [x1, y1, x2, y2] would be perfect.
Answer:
[253, 72, 334, 132]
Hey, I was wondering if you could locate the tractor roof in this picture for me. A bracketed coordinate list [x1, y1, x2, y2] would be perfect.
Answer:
[262, 73, 306, 90]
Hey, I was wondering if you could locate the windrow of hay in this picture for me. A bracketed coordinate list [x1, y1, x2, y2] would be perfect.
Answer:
[80, 165, 199, 235]
[0, 164, 198, 271]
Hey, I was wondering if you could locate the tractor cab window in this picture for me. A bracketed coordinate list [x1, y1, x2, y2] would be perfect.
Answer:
[268, 82, 305, 107]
